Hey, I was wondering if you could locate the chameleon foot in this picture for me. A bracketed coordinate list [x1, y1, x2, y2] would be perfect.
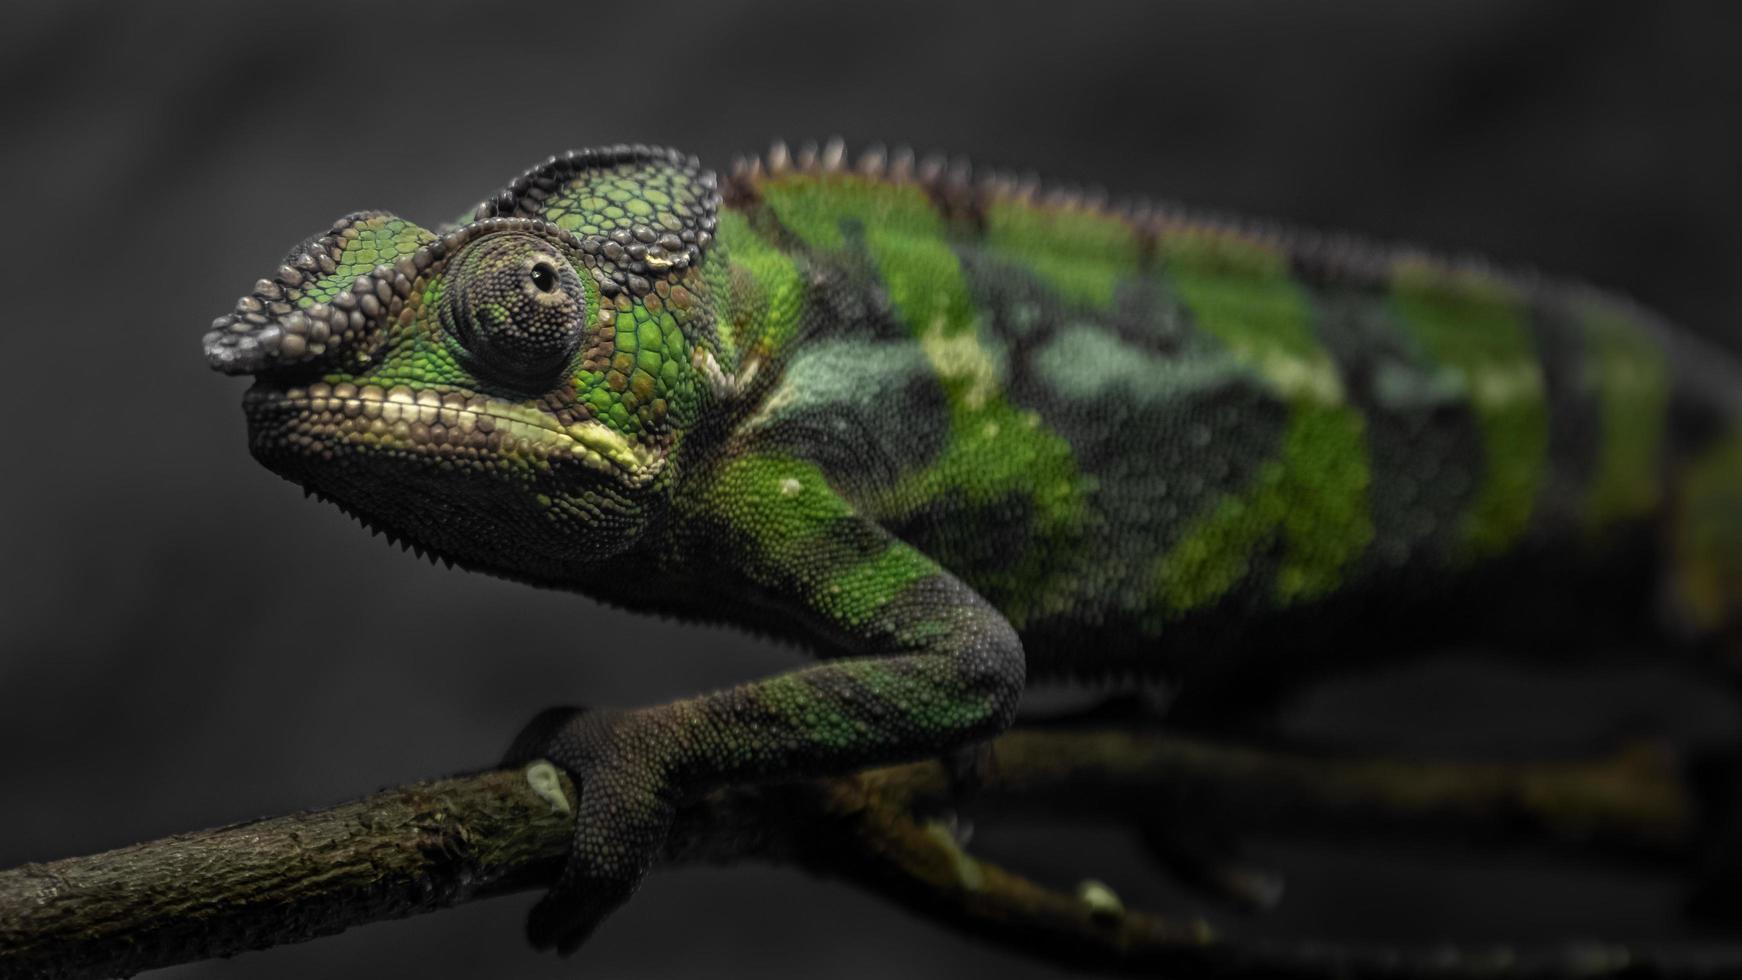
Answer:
[504, 706, 679, 955]
[1138, 818, 1284, 913]
[943, 739, 995, 796]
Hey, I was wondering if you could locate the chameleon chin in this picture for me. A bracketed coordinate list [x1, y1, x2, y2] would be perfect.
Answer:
[204, 140, 1742, 955]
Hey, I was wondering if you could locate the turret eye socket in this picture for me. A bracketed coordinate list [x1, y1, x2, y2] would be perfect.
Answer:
[439, 234, 589, 390]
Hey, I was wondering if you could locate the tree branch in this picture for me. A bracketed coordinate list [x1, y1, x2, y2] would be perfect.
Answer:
[0, 731, 1726, 980]
[0, 768, 574, 979]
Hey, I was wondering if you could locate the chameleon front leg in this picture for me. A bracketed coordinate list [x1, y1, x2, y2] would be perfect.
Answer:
[508, 452, 1026, 953]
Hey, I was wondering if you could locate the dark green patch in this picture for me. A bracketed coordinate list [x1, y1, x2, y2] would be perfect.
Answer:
[1391, 261, 1547, 560]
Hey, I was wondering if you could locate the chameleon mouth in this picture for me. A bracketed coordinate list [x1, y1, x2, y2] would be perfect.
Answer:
[243, 380, 664, 486]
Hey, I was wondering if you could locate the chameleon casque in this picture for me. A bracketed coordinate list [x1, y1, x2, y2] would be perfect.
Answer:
[202, 141, 1742, 952]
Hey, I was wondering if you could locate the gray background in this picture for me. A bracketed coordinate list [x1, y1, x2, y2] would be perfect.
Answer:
[3, 1, 1742, 977]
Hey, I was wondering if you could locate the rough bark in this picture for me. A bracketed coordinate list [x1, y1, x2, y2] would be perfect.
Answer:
[0, 731, 1727, 980]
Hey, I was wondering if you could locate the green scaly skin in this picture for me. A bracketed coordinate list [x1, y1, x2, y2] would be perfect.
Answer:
[203, 142, 1742, 952]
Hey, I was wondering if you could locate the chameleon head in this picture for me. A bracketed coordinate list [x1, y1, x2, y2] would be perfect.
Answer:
[202, 147, 723, 579]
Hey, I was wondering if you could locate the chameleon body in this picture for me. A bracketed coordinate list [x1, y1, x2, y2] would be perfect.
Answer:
[203, 142, 1742, 950]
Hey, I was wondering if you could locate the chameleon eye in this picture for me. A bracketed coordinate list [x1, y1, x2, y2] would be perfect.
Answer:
[530, 262, 558, 293]
[441, 234, 587, 388]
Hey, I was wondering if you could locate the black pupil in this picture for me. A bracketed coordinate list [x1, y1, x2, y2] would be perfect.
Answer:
[530, 262, 557, 293]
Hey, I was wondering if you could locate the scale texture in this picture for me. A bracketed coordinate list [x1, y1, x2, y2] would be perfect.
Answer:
[203, 142, 1742, 951]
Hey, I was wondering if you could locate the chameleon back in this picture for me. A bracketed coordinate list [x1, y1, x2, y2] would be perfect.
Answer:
[710, 154, 1742, 681]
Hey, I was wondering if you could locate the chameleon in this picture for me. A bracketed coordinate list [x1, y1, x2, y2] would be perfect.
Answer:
[202, 140, 1742, 953]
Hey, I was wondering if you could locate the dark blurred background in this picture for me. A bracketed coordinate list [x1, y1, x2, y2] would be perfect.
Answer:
[4, 1, 1742, 976]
